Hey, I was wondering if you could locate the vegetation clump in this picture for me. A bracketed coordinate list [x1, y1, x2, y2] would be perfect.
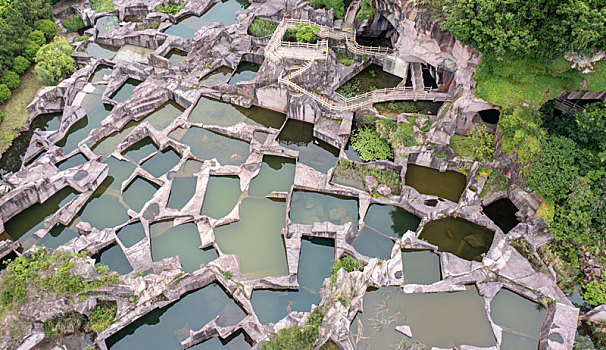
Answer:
[248, 18, 278, 37]
[90, 0, 115, 12]
[336, 77, 361, 97]
[449, 125, 494, 162]
[0, 249, 120, 348]
[261, 307, 325, 350]
[333, 159, 402, 196]
[283, 23, 320, 43]
[350, 126, 393, 161]
[62, 14, 85, 32]
[375, 118, 417, 149]
[308, 0, 350, 19]
[90, 301, 117, 333]
[479, 170, 510, 199]
[355, 0, 374, 20]
[330, 257, 364, 285]
[155, 3, 186, 15]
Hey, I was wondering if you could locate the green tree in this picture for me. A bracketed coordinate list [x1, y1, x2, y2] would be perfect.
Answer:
[35, 19, 57, 41]
[22, 41, 41, 61]
[441, 0, 606, 60]
[29, 30, 46, 46]
[1, 70, 19, 89]
[527, 136, 584, 202]
[549, 176, 605, 263]
[0, 83, 11, 103]
[12, 56, 30, 74]
[34, 38, 75, 85]
[574, 102, 606, 151]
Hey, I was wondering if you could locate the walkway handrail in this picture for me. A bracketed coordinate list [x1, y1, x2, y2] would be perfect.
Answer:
[279, 40, 328, 50]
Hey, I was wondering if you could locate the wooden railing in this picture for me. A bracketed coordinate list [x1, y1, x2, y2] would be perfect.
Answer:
[270, 18, 450, 111]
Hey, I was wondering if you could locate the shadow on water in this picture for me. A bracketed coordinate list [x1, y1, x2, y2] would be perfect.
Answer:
[482, 198, 520, 233]
[251, 237, 334, 324]
[405, 164, 466, 203]
[163, 0, 249, 39]
[277, 119, 339, 174]
[106, 283, 246, 350]
[0, 112, 63, 175]
[3, 187, 78, 248]
[419, 217, 494, 261]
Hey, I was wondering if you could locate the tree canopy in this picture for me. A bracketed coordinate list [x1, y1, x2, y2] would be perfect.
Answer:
[441, 0, 606, 60]
[34, 38, 75, 85]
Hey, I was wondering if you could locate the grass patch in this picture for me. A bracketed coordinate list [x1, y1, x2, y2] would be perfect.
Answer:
[248, 18, 278, 37]
[0, 66, 44, 154]
[586, 60, 606, 92]
[90, 0, 115, 12]
[479, 171, 510, 199]
[449, 134, 473, 158]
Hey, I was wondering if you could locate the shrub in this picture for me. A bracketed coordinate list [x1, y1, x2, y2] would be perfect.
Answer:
[309, 0, 347, 19]
[1, 71, 20, 90]
[573, 102, 606, 151]
[283, 23, 320, 43]
[35, 19, 57, 41]
[74, 35, 90, 42]
[584, 281, 606, 306]
[90, 301, 117, 333]
[29, 30, 46, 46]
[11, 56, 30, 74]
[0, 249, 119, 309]
[0, 111, 4, 122]
[0, 84, 11, 103]
[350, 126, 393, 161]
[155, 3, 186, 15]
[248, 18, 278, 37]
[62, 14, 85, 32]
[330, 257, 364, 285]
[464, 124, 494, 162]
[499, 106, 547, 167]
[35, 38, 76, 85]
[376, 118, 417, 148]
[261, 308, 324, 350]
[338, 57, 354, 66]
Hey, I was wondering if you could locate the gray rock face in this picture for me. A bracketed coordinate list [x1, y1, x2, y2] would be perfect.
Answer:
[0, 0, 580, 348]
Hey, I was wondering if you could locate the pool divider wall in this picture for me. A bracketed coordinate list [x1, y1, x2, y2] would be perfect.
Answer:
[0, 0, 581, 348]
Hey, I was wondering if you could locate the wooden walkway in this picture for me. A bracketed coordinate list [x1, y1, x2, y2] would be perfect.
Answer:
[265, 18, 453, 111]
